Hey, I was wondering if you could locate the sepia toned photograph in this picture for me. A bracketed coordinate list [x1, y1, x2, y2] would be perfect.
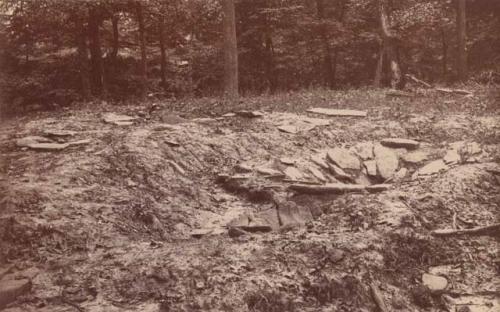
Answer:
[0, 0, 499, 311]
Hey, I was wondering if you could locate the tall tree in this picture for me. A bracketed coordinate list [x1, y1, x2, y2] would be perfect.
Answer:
[88, 6, 105, 96]
[315, 0, 334, 88]
[456, 0, 467, 81]
[136, 2, 148, 98]
[222, 0, 238, 100]
[158, 10, 167, 90]
[375, 0, 403, 89]
[75, 14, 91, 100]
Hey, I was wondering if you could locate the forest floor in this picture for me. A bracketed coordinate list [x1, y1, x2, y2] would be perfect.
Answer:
[0, 86, 499, 312]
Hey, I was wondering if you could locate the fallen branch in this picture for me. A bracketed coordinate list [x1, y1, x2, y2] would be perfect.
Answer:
[432, 223, 500, 237]
[405, 74, 433, 88]
[370, 283, 389, 312]
[289, 183, 365, 194]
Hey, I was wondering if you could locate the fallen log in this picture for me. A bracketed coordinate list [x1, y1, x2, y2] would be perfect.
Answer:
[289, 183, 365, 194]
[370, 283, 389, 312]
[431, 223, 500, 237]
[405, 74, 432, 88]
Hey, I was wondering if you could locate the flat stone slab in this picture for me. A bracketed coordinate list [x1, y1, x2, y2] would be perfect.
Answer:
[307, 108, 367, 117]
[307, 166, 327, 182]
[381, 138, 420, 150]
[16, 136, 53, 147]
[277, 125, 299, 134]
[235, 110, 264, 118]
[256, 167, 283, 176]
[103, 113, 137, 125]
[43, 129, 77, 137]
[422, 273, 448, 292]
[24, 143, 70, 151]
[284, 167, 304, 180]
[374, 145, 399, 180]
[280, 157, 296, 165]
[327, 147, 361, 170]
[0, 279, 32, 309]
[402, 151, 429, 164]
[417, 159, 449, 176]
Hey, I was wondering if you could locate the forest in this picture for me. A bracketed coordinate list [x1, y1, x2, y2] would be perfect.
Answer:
[0, 0, 499, 114]
[0, 1, 499, 312]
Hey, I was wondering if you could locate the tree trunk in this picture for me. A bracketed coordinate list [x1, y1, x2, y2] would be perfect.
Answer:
[441, 27, 448, 80]
[374, 48, 384, 87]
[315, 0, 334, 89]
[136, 2, 148, 98]
[158, 14, 167, 90]
[111, 14, 119, 61]
[331, 0, 348, 89]
[378, 0, 403, 89]
[222, 0, 239, 101]
[75, 16, 91, 100]
[456, 0, 467, 81]
[264, 10, 276, 93]
[88, 7, 105, 96]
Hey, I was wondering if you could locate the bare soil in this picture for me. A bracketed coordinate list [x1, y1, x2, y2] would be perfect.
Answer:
[1, 88, 499, 312]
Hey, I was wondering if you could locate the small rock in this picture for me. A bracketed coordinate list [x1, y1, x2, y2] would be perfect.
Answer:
[364, 160, 378, 177]
[327, 147, 361, 170]
[190, 228, 214, 239]
[222, 112, 236, 117]
[277, 125, 298, 134]
[374, 144, 399, 180]
[280, 157, 296, 165]
[381, 138, 420, 150]
[0, 279, 32, 309]
[443, 149, 461, 165]
[422, 273, 448, 292]
[165, 139, 180, 147]
[235, 163, 253, 173]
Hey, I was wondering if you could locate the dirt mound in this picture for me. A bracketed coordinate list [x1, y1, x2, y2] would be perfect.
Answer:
[0, 107, 499, 311]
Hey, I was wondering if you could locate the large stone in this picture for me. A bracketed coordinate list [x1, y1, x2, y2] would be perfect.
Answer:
[381, 138, 420, 150]
[328, 163, 354, 182]
[402, 151, 430, 164]
[310, 154, 329, 169]
[327, 147, 361, 170]
[364, 160, 378, 177]
[393, 168, 408, 181]
[0, 279, 32, 309]
[25, 143, 70, 151]
[307, 108, 367, 117]
[352, 142, 374, 160]
[417, 160, 449, 176]
[284, 167, 304, 180]
[228, 213, 274, 233]
[443, 149, 461, 165]
[307, 166, 327, 182]
[374, 145, 399, 180]
[422, 273, 448, 292]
